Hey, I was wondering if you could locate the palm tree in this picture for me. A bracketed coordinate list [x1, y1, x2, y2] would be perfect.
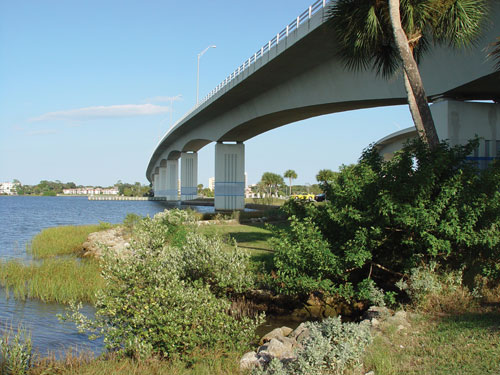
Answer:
[283, 169, 297, 196]
[489, 37, 500, 71]
[261, 172, 284, 196]
[327, 0, 489, 148]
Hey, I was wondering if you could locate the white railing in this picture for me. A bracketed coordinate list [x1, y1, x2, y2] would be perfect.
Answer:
[160, 0, 330, 142]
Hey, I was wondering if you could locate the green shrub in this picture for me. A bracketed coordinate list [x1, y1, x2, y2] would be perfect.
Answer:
[0, 326, 33, 375]
[276, 139, 500, 301]
[175, 233, 254, 295]
[62, 209, 262, 360]
[253, 317, 372, 375]
[268, 216, 342, 295]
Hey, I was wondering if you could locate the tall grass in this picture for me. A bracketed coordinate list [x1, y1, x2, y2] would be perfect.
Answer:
[30, 350, 242, 375]
[0, 258, 103, 304]
[28, 223, 113, 259]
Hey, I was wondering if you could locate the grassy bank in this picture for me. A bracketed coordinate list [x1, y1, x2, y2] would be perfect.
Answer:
[0, 258, 103, 304]
[0, 224, 110, 304]
[28, 222, 113, 258]
[31, 351, 241, 375]
[362, 309, 500, 375]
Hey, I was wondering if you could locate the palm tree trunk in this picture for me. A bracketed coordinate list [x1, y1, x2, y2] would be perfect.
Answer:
[403, 72, 424, 133]
[289, 177, 292, 196]
[388, 0, 440, 148]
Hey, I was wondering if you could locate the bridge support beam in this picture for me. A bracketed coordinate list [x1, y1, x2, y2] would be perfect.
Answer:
[153, 171, 159, 197]
[214, 142, 245, 211]
[166, 159, 179, 201]
[181, 152, 198, 201]
[158, 162, 167, 197]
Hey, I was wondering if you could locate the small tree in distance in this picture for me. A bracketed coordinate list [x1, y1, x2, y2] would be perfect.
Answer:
[283, 169, 297, 196]
[260, 172, 284, 197]
[316, 169, 337, 192]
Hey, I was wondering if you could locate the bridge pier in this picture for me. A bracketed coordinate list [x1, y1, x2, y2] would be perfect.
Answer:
[214, 142, 245, 211]
[158, 160, 167, 197]
[165, 159, 179, 201]
[152, 169, 159, 197]
[181, 152, 198, 201]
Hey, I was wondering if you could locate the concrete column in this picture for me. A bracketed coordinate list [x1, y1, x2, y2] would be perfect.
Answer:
[158, 161, 167, 197]
[214, 142, 245, 210]
[181, 152, 198, 201]
[153, 171, 159, 197]
[166, 159, 179, 201]
[431, 99, 500, 169]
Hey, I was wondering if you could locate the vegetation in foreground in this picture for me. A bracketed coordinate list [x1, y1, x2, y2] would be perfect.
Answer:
[28, 223, 113, 258]
[0, 224, 111, 304]
[2, 138, 500, 374]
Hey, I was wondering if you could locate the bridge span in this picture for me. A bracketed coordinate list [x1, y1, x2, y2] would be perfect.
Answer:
[147, 0, 500, 210]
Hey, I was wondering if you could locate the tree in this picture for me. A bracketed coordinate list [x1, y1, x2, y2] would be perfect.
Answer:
[316, 169, 337, 185]
[283, 169, 297, 196]
[327, 0, 488, 148]
[489, 37, 500, 71]
[260, 172, 284, 196]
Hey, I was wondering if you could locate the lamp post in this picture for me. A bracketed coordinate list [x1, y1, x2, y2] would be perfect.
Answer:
[196, 45, 216, 105]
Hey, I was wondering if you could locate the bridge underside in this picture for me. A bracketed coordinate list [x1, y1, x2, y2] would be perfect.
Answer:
[146, 1, 500, 211]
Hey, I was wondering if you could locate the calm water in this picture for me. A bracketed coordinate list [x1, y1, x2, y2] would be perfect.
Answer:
[0, 196, 213, 356]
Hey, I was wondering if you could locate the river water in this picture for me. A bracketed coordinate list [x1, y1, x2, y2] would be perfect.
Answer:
[0, 196, 213, 356]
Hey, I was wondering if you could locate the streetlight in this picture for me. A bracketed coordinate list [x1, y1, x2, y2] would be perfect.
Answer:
[196, 45, 216, 105]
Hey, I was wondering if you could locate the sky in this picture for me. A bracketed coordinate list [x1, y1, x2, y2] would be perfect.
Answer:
[0, 0, 414, 187]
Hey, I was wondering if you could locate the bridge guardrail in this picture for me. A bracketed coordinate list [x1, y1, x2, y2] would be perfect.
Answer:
[159, 0, 330, 144]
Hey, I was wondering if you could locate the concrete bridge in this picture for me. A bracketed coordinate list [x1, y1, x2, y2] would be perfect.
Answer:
[147, 0, 500, 210]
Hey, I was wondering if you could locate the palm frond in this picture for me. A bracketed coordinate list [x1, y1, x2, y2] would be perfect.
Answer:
[326, 0, 398, 77]
[488, 37, 500, 71]
[433, 0, 489, 48]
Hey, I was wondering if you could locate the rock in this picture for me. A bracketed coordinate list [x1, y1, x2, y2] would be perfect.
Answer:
[258, 338, 295, 360]
[365, 371, 375, 375]
[371, 318, 380, 327]
[363, 306, 390, 321]
[289, 323, 311, 344]
[289, 323, 308, 339]
[81, 227, 131, 258]
[259, 327, 293, 345]
[281, 326, 293, 337]
[240, 351, 260, 370]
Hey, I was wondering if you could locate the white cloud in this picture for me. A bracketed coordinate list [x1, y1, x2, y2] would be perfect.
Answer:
[30, 104, 171, 122]
[26, 129, 57, 136]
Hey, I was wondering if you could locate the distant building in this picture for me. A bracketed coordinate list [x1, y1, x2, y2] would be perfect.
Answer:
[0, 182, 20, 195]
[62, 187, 119, 195]
[208, 177, 215, 191]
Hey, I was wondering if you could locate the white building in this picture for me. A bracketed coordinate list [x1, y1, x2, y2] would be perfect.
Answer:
[208, 177, 215, 191]
[0, 182, 20, 195]
[62, 187, 119, 195]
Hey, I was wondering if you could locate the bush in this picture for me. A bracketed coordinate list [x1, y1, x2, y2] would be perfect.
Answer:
[268, 216, 342, 295]
[175, 232, 254, 295]
[0, 326, 33, 375]
[273, 139, 500, 301]
[62, 209, 262, 359]
[253, 317, 372, 375]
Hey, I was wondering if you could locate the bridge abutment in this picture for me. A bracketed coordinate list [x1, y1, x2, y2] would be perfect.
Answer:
[214, 142, 245, 211]
[181, 152, 198, 200]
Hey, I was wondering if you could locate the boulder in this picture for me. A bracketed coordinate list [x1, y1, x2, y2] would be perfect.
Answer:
[259, 326, 293, 345]
[81, 226, 131, 258]
[258, 338, 295, 360]
[240, 351, 260, 370]
[362, 306, 390, 321]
